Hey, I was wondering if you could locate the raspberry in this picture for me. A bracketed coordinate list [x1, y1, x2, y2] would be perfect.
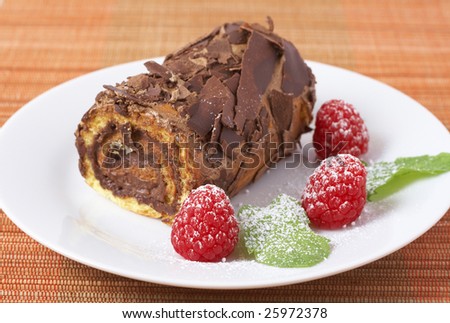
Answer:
[313, 99, 369, 160]
[301, 154, 367, 229]
[171, 184, 239, 262]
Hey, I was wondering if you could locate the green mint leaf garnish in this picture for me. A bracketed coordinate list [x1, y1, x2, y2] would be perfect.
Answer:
[366, 152, 450, 201]
[237, 194, 330, 268]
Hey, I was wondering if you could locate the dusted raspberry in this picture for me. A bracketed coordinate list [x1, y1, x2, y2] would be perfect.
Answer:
[313, 99, 369, 160]
[301, 154, 367, 229]
[171, 184, 239, 262]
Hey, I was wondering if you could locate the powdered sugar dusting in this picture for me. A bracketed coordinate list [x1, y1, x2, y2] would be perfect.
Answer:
[366, 161, 399, 196]
[238, 194, 309, 253]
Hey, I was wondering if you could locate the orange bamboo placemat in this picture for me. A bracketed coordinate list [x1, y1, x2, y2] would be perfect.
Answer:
[1, 0, 449, 302]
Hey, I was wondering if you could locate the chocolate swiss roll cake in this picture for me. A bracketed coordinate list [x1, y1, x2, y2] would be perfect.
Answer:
[75, 19, 316, 223]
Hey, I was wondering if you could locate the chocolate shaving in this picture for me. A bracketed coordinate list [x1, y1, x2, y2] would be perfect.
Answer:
[266, 16, 274, 32]
[184, 74, 204, 93]
[220, 127, 243, 158]
[224, 22, 248, 44]
[127, 74, 150, 90]
[210, 113, 222, 143]
[187, 76, 234, 137]
[206, 37, 233, 64]
[144, 61, 172, 80]
[269, 89, 294, 131]
[223, 72, 240, 93]
[103, 85, 139, 102]
[145, 84, 162, 97]
[233, 30, 278, 132]
[114, 103, 128, 116]
[241, 22, 283, 48]
[165, 26, 221, 60]
[281, 40, 309, 95]
[164, 56, 205, 80]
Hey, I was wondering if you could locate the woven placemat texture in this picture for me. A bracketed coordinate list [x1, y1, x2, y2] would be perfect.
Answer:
[1, 0, 449, 302]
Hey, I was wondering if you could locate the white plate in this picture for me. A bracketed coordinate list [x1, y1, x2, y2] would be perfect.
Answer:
[0, 58, 449, 289]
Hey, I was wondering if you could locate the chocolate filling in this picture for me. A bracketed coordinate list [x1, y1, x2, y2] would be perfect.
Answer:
[86, 122, 182, 215]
